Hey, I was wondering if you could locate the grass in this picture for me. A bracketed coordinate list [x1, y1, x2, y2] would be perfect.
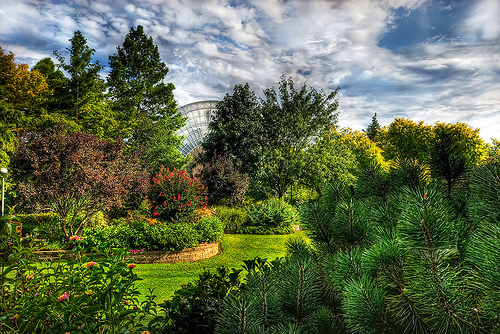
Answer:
[133, 231, 309, 302]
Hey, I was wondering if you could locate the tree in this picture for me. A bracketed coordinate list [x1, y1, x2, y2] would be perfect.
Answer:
[0, 47, 51, 166]
[365, 113, 381, 141]
[196, 153, 249, 205]
[107, 25, 186, 170]
[430, 122, 487, 194]
[10, 126, 149, 238]
[298, 129, 356, 196]
[378, 118, 434, 163]
[54, 31, 117, 138]
[200, 83, 264, 177]
[258, 76, 340, 198]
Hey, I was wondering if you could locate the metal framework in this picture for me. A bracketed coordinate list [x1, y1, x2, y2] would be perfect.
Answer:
[177, 100, 219, 157]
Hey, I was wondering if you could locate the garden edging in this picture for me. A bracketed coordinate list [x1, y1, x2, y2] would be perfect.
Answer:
[33, 242, 222, 264]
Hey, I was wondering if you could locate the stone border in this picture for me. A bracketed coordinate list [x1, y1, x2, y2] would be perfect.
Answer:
[33, 242, 222, 264]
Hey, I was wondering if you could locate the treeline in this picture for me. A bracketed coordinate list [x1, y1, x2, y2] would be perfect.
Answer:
[196, 82, 499, 204]
[0, 26, 187, 173]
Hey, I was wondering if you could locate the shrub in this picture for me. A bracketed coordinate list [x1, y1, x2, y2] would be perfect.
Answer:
[195, 216, 224, 243]
[247, 198, 298, 229]
[16, 212, 62, 239]
[10, 126, 149, 238]
[149, 165, 207, 223]
[215, 206, 248, 232]
[197, 153, 249, 205]
[0, 228, 153, 333]
[145, 222, 200, 251]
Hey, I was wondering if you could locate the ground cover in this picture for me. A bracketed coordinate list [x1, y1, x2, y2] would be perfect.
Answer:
[133, 231, 309, 302]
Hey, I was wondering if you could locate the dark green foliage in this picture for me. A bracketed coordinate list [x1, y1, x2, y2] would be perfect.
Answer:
[200, 83, 264, 178]
[197, 153, 250, 205]
[467, 160, 500, 223]
[431, 132, 468, 194]
[365, 113, 381, 141]
[300, 183, 373, 256]
[246, 198, 298, 229]
[15, 212, 61, 239]
[108, 25, 187, 171]
[159, 266, 243, 334]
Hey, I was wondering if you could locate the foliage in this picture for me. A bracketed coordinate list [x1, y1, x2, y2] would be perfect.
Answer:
[155, 266, 243, 334]
[10, 126, 149, 238]
[258, 76, 340, 198]
[0, 227, 154, 334]
[148, 165, 207, 223]
[365, 113, 381, 141]
[338, 127, 388, 171]
[215, 242, 325, 333]
[299, 128, 357, 195]
[430, 122, 487, 194]
[82, 215, 223, 252]
[16, 212, 62, 240]
[215, 206, 248, 232]
[54, 31, 118, 138]
[378, 117, 434, 163]
[236, 225, 294, 235]
[246, 198, 298, 229]
[200, 83, 264, 178]
[194, 215, 224, 244]
[0, 47, 52, 167]
[197, 153, 249, 205]
[108, 25, 187, 171]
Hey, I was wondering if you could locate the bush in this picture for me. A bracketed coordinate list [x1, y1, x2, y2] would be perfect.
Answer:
[149, 165, 207, 223]
[16, 212, 63, 240]
[82, 214, 222, 252]
[215, 206, 248, 232]
[247, 198, 298, 229]
[0, 229, 153, 333]
[197, 154, 249, 205]
[195, 216, 224, 243]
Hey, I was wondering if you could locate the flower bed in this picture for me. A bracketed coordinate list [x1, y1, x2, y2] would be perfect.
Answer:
[34, 242, 221, 263]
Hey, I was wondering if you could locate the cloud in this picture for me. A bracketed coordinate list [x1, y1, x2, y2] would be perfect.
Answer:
[0, 0, 498, 142]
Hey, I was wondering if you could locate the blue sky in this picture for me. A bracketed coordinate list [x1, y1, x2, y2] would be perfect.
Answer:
[1, 0, 499, 141]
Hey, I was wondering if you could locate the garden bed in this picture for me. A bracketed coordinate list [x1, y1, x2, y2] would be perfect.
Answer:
[33, 242, 221, 263]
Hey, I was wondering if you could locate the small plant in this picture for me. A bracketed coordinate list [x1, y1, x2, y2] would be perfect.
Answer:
[149, 165, 207, 223]
[0, 230, 155, 333]
[246, 198, 298, 229]
[215, 206, 248, 232]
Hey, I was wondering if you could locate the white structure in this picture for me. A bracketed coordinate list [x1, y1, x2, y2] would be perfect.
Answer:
[177, 100, 219, 157]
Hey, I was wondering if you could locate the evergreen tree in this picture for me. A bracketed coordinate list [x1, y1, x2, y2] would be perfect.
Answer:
[365, 113, 381, 141]
[108, 25, 187, 171]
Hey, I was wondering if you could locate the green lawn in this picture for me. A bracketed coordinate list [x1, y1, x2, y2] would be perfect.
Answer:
[133, 232, 309, 302]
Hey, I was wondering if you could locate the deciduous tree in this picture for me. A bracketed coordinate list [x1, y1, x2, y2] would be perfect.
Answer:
[10, 126, 148, 238]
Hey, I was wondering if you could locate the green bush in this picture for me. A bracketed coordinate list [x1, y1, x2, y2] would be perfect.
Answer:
[0, 229, 153, 333]
[195, 216, 225, 243]
[247, 198, 298, 229]
[215, 206, 248, 232]
[143, 222, 200, 251]
[16, 213, 62, 240]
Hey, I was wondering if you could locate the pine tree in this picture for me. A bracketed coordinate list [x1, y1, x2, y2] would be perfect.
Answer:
[365, 113, 381, 141]
[108, 25, 187, 171]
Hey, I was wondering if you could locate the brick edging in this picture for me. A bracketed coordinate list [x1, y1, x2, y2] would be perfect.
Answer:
[33, 242, 222, 264]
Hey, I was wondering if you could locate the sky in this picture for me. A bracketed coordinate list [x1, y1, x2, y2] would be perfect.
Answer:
[1, 0, 499, 141]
